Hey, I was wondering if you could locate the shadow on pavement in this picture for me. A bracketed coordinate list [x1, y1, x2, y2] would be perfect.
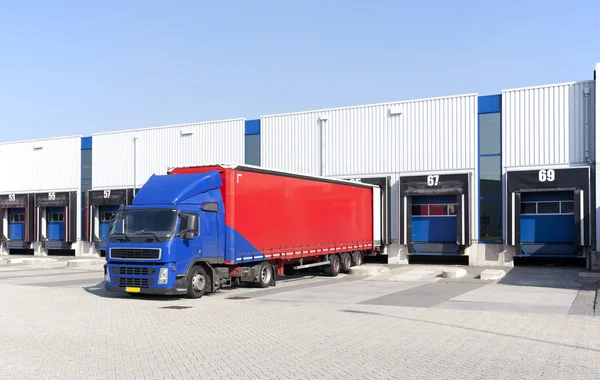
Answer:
[83, 281, 183, 301]
[497, 266, 583, 290]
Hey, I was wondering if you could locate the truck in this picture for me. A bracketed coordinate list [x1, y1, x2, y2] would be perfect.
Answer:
[103, 163, 383, 299]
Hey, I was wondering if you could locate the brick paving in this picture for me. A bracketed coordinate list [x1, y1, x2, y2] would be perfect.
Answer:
[0, 265, 599, 379]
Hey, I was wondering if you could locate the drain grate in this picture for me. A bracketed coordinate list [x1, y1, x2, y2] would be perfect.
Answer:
[160, 306, 192, 310]
[226, 296, 251, 300]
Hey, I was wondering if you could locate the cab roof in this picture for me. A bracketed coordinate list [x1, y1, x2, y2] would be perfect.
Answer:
[132, 171, 222, 205]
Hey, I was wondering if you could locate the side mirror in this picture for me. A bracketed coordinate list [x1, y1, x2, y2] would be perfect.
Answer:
[184, 214, 197, 239]
[201, 202, 219, 212]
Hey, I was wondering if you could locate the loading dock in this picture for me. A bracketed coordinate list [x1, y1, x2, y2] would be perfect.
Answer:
[34, 191, 77, 250]
[87, 188, 134, 254]
[399, 173, 471, 256]
[507, 167, 592, 258]
[0, 193, 35, 251]
[338, 176, 392, 250]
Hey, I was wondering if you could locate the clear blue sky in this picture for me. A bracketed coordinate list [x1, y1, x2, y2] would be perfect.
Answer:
[1, 0, 599, 141]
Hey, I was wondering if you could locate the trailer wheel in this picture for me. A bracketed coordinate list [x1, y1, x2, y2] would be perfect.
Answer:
[340, 252, 352, 273]
[324, 254, 340, 277]
[255, 262, 273, 288]
[351, 251, 363, 267]
[186, 266, 209, 299]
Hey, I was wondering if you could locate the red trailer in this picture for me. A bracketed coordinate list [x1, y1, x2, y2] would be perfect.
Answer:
[168, 164, 382, 276]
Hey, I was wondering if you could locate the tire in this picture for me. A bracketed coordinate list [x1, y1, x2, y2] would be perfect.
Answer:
[324, 254, 341, 277]
[186, 266, 210, 299]
[255, 262, 273, 288]
[351, 251, 363, 267]
[340, 252, 352, 273]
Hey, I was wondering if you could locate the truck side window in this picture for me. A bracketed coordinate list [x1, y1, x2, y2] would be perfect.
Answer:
[179, 214, 188, 233]
[179, 213, 199, 235]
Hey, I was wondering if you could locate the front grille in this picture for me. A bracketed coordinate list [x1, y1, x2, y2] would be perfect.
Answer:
[110, 248, 160, 260]
[113, 267, 156, 276]
[117, 278, 154, 287]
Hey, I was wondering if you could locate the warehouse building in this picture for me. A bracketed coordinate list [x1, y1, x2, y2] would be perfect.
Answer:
[0, 62, 598, 268]
[0, 136, 82, 255]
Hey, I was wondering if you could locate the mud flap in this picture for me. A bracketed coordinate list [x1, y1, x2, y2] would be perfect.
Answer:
[270, 264, 277, 287]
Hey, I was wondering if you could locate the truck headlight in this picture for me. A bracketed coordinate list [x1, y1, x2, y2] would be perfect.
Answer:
[104, 266, 110, 282]
[158, 268, 169, 284]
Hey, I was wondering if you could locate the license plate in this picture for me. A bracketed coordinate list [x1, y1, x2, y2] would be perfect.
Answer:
[125, 287, 141, 293]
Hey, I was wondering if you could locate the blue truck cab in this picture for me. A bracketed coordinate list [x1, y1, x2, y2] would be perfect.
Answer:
[103, 171, 276, 299]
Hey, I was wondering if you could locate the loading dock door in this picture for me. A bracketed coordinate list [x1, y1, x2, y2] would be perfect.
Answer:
[88, 188, 134, 250]
[519, 191, 576, 255]
[400, 173, 470, 256]
[99, 205, 119, 241]
[506, 167, 591, 257]
[8, 208, 25, 240]
[0, 193, 34, 248]
[411, 195, 460, 255]
[47, 207, 66, 241]
[34, 191, 77, 249]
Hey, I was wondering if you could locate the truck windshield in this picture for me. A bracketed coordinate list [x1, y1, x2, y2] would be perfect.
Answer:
[108, 208, 178, 241]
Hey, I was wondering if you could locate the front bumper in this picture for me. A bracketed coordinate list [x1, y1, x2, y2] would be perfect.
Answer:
[104, 281, 187, 296]
[104, 262, 188, 296]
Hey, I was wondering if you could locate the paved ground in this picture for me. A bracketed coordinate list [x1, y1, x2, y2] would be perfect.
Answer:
[0, 260, 600, 379]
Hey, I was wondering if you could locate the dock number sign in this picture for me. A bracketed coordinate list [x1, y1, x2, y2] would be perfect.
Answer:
[427, 175, 440, 186]
[8, 194, 16, 202]
[48, 192, 56, 201]
[103, 190, 111, 199]
[538, 169, 555, 182]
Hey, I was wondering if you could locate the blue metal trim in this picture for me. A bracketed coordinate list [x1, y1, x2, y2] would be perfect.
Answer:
[478, 95, 503, 244]
[480, 196, 501, 200]
[81, 136, 92, 150]
[478, 94, 501, 114]
[81, 177, 92, 181]
[244, 119, 260, 135]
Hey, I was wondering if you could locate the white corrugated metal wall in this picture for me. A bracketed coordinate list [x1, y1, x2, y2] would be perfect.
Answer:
[262, 94, 478, 176]
[0, 136, 81, 193]
[503, 81, 596, 168]
[261, 94, 479, 242]
[92, 119, 245, 189]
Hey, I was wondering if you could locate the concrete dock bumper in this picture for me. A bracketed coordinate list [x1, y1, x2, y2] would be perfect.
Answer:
[480, 269, 506, 281]
[577, 272, 600, 284]
[348, 265, 390, 277]
[441, 268, 467, 279]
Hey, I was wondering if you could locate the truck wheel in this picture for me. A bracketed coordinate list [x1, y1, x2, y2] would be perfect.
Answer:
[187, 266, 209, 299]
[352, 251, 363, 266]
[351, 251, 363, 266]
[255, 262, 273, 288]
[340, 252, 352, 273]
[324, 254, 340, 277]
